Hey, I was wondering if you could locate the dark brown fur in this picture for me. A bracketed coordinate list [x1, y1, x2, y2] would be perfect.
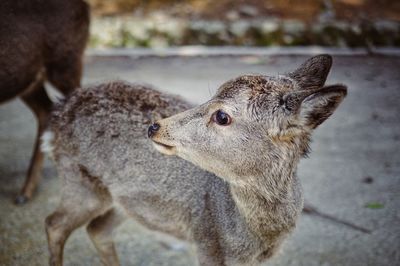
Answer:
[0, 0, 89, 203]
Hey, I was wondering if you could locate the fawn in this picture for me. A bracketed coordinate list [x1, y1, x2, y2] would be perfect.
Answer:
[44, 55, 347, 265]
[0, 0, 89, 203]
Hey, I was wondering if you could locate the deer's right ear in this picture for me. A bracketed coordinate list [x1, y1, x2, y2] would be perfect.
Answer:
[288, 54, 332, 90]
[297, 85, 347, 129]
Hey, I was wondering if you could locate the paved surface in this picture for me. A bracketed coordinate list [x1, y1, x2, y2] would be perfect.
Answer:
[0, 53, 399, 266]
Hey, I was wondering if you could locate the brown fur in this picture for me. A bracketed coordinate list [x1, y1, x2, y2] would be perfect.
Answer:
[44, 55, 347, 265]
[0, 0, 90, 203]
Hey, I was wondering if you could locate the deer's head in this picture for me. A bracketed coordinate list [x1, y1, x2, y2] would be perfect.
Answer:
[149, 55, 347, 183]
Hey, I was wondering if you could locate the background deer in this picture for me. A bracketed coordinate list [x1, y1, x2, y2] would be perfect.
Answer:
[0, 0, 89, 203]
[44, 55, 346, 265]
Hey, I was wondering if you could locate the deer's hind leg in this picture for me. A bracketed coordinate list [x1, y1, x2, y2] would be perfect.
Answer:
[87, 207, 127, 266]
[16, 81, 52, 204]
[46, 162, 111, 266]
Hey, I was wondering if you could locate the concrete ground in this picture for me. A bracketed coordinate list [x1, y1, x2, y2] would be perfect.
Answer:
[0, 51, 399, 266]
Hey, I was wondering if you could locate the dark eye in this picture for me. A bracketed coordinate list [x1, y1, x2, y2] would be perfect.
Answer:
[212, 110, 232, 126]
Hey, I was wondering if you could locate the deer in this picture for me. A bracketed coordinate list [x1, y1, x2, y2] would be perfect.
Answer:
[0, 0, 90, 204]
[43, 55, 347, 265]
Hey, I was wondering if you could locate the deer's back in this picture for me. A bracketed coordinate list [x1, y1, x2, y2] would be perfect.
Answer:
[50, 81, 192, 157]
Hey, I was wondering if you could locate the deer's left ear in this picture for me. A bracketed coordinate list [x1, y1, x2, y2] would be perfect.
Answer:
[289, 54, 332, 90]
[298, 85, 347, 129]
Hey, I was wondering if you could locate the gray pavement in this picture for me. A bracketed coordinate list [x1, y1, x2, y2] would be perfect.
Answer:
[0, 52, 399, 265]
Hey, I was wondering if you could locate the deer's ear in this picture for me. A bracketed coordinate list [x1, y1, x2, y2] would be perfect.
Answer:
[289, 54, 332, 89]
[298, 85, 347, 129]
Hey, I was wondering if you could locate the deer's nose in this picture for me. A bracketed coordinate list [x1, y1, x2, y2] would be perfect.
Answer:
[148, 123, 160, 138]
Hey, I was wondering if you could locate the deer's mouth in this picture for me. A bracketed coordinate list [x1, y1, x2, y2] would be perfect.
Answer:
[152, 140, 177, 155]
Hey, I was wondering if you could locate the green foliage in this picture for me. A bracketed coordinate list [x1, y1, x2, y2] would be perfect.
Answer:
[365, 202, 384, 209]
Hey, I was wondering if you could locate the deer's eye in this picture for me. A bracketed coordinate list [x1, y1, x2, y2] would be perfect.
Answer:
[212, 110, 232, 126]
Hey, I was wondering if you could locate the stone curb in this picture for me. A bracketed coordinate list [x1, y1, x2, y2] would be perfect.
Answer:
[89, 16, 400, 48]
[86, 46, 400, 57]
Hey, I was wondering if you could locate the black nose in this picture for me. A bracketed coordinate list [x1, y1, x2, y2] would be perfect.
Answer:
[148, 123, 160, 138]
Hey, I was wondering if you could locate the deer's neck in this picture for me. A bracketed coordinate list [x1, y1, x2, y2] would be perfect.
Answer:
[229, 156, 303, 242]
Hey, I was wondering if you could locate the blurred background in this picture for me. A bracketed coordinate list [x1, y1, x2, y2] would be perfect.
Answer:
[86, 0, 400, 48]
[0, 0, 399, 265]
